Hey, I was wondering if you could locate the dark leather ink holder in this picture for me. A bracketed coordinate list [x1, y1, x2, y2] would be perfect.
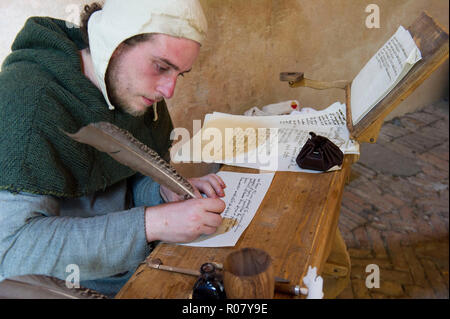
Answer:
[296, 132, 344, 171]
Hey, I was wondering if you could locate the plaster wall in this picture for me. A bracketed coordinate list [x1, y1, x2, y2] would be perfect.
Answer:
[185, 0, 448, 123]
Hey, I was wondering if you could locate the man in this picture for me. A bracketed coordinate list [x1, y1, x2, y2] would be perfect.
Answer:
[0, 0, 225, 298]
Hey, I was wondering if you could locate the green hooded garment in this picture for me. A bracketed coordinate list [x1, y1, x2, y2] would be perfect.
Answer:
[0, 17, 174, 198]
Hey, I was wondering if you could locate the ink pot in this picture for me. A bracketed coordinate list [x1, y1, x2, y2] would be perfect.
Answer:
[192, 263, 226, 300]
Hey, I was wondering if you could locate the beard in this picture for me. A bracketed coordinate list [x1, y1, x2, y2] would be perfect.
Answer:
[105, 55, 148, 118]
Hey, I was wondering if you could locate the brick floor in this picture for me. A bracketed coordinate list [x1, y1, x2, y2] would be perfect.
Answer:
[336, 98, 449, 299]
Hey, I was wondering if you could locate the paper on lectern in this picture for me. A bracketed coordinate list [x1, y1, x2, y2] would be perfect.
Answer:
[350, 26, 422, 125]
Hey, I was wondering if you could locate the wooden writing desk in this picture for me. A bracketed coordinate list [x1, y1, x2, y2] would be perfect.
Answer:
[116, 156, 356, 299]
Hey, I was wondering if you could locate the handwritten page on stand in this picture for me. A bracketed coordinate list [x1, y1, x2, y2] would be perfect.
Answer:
[179, 171, 275, 247]
[351, 25, 422, 125]
[172, 102, 359, 172]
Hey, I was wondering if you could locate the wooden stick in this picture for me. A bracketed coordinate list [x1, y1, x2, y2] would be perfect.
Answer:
[146, 258, 200, 277]
[290, 78, 349, 90]
[274, 283, 308, 296]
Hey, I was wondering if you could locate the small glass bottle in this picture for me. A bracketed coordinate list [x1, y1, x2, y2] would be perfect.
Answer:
[192, 263, 226, 300]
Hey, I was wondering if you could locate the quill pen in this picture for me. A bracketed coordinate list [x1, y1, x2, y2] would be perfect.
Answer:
[63, 122, 198, 200]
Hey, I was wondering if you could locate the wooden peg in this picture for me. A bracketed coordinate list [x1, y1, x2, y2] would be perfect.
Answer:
[280, 72, 349, 90]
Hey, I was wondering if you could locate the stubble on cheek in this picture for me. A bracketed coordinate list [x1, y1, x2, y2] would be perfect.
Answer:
[105, 67, 149, 117]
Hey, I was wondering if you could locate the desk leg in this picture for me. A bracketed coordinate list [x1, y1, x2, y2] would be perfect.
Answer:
[322, 227, 351, 299]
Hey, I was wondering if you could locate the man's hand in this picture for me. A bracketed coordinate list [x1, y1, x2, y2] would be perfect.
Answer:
[144, 198, 226, 243]
[160, 173, 226, 202]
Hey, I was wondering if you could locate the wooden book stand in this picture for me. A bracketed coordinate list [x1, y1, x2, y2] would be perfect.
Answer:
[282, 11, 449, 144]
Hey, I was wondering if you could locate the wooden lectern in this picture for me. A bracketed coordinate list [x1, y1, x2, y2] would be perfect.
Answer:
[116, 12, 448, 299]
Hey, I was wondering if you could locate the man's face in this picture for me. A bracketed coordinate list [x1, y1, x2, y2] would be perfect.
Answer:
[105, 33, 201, 117]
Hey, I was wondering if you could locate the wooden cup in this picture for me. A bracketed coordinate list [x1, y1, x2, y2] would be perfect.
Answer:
[223, 248, 274, 299]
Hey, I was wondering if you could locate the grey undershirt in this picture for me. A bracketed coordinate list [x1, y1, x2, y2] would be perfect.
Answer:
[0, 173, 164, 297]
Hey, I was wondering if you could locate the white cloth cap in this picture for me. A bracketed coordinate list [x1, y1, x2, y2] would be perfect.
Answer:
[87, 0, 208, 110]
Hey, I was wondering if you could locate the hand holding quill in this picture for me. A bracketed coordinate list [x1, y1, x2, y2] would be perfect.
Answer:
[63, 122, 199, 200]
